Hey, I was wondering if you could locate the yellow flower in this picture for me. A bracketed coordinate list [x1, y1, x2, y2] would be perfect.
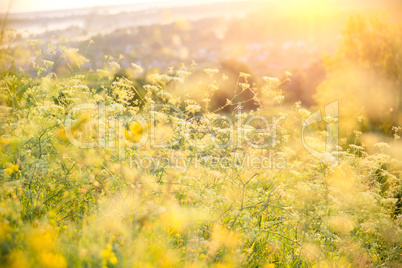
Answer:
[7, 250, 28, 268]
[159, 204, 189, 233]
[102, 249, 112, 259]
[73, 113, 91, 130]
[55, 128, 78, 141]
[26, 229, 54, 252]
[0, 138, 10, 146]
[125, 121, 144, 143]
[5, 164, 18, 175]
[0, 222, 11, 241]
[55, 128, 67, 140]
[109, 255, 118, 265]
[102, 248, 118, 265]
[209, 224, 240, 252]
[40, 252, 67, 268]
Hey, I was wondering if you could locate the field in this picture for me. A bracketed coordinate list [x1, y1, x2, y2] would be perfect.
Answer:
[0, 0, 402, 267]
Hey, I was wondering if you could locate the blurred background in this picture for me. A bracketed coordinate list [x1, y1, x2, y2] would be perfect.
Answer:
[1, 0, 402, 141]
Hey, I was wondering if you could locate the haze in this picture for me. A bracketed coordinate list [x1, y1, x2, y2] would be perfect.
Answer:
[0, 0, 249, 14]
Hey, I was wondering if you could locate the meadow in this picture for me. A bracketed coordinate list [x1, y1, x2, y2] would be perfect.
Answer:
[1, 2, 402, 267]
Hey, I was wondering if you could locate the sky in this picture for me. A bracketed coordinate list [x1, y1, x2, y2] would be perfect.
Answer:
[0, 0, 251, 14]
[0, 0, 190, 14]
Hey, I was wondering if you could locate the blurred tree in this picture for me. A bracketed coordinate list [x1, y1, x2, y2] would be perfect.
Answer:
[340, 15, 402, 83]
[315, 15, 402, 134]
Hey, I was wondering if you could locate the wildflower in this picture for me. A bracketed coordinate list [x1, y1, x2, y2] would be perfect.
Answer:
[68, 113, 92, 132]
[26, 229, 54, 253]
[42, 60, 54, 69]
[186, 104, 201, 114]
[40, 252, 67, 268]
[108, 61, 120, 71]
[263, 76, 280, 85]
[55, 128, 76, 141]
[171, 77, 184, 84]
[62, 48, 88, 68]
[209, 224, 240, 253]
[273, 95, 284, 104]
[298, 108, 311, 119]
[7, 250, 28, 268]
[353, 130, 362, 138]
[71, 85, 89, 91]
[5, 164, 18, 175]
[157, 91, 173, 101]
[391, 126, 401, 140]
[113, 80, 133, 88]
[109, 255, 118, 264]
[176, 70, 191, 78]
[102, 245, 118, 265]
[159, 205, 188, 233]
[168, 66, 174, 74]
[131, 63, 144, 74]
[96, 69, 111, 79]
[125, 121, 145, 143]
[324, 116, 338, 124]
[0, 138, 10, 146]
[349, 144, 365, 152]
[239, 72, 251, 79]
[28, 39, 40, 48]
[143, 85, 158, 92]
[374, 142, 390, 151]
[239, 83, 250, 90]
[204, 68, 219, 78]
[149, 74, 172, 85]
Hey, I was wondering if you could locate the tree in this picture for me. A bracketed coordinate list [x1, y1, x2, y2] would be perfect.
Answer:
[315, 15, 402, 134]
